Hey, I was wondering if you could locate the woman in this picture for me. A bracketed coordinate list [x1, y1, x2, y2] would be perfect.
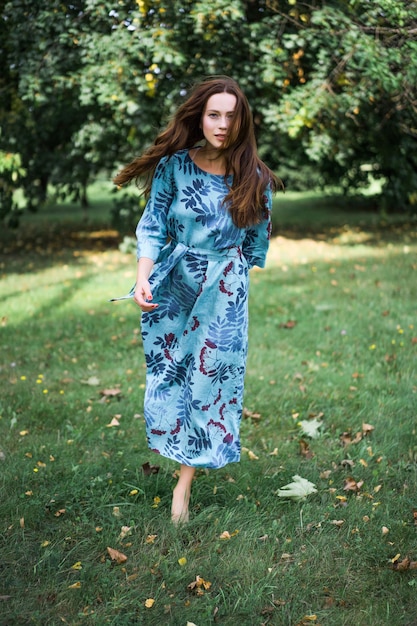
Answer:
[114, 75, 281, 524]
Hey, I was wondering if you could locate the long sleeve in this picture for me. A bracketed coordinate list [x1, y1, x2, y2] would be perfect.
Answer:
[241, 185, 272, 269]
[136, 157, 176, 261]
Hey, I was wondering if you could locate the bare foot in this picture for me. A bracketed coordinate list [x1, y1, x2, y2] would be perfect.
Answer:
[171, 484, 190, 525]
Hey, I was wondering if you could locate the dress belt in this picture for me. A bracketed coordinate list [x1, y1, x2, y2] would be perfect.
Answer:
[109, 240, 241, 302]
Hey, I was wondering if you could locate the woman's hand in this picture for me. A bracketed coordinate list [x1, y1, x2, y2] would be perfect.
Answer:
[134, 257, 158, 311]
[134, 279, 158, 312]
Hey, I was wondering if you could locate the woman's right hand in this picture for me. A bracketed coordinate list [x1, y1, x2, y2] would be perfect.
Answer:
[134, 278, 158, 312]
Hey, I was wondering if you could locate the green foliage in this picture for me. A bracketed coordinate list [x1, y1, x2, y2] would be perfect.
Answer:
[1, 0, 416, 226]
[0, 148, 26, 226]
[265, 0, 417, 205]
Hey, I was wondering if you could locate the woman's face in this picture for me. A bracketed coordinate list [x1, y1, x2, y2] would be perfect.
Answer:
[201, 92, 237, 150]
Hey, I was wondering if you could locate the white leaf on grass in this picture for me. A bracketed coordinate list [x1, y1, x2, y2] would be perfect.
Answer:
[299, 418, 323, 439]
[277, 475, 317, 501]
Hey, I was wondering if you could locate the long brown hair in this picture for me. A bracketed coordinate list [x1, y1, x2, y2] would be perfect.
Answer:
[114, 76, 282, 228]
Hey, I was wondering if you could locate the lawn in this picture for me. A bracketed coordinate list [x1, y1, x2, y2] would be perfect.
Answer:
[1, 190, 416, 626]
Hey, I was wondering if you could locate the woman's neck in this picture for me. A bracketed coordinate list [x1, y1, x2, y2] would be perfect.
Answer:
[191, 146, 226, 175]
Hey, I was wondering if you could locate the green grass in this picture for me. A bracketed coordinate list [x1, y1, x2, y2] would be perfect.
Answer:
[1, 191, 417, 625]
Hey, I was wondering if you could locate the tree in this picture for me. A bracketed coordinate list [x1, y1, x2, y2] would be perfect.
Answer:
[264, 0, 417, 206]
[1, 0, 416, 227]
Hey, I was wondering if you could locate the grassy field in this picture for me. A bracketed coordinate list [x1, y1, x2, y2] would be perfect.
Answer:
[1, 191, 417, 626]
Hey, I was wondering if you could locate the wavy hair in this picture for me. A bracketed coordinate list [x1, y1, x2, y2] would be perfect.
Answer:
[113, 76, 283, 228]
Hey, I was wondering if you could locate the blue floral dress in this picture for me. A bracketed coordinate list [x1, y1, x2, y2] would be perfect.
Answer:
[135, 149, 271, 469]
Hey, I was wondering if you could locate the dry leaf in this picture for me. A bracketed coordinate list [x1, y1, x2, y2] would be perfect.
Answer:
[106, 417, 120, 428]
[219, 531, 231, 540]
[299, 418, 323, 439]
[277, 475, 317, 501]
[144, 598, 155, 608]
[107, 546, 127, 564]
[100, 388, 122, 397]
[68, 582, 81, 589]
[242, 407, 262, 421]
[83, 376, 100, 386]
[279, 319, 297, 329]
[247, 450, 259, 460]
[343, 477, 363, 492]
[299, 439, 313, 458]
[142, 461, 160, 476]
[178, 557, 187, 566]
[382, 526, 389, 535]
[362, 423, 375, 435]
[320, 470, 332, 479]
[340, 431, 362, 446]
[145, 534, 157, 544]
[118, 526, 132, 541]
[187, 575, 212, 592]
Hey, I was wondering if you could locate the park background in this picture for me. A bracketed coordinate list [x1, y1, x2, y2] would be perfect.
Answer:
[1, 1, 417, 625]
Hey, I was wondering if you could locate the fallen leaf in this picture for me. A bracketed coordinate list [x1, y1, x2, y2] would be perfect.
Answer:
[340, 431, 362, 446]
[100, 388, 122, 397]
[242, 407, 262, 421]
[320, 470, 332, 479]
[68, 582, 81, 589]
[106, 417, 120, 427]
[178, 557, 187, 566]
[145, 534, 157, 544]
[142, 461, 160, 476]
[382, 526, 389, 535]
[343, 477, 364, 492]
[107, 547, 127, 564]
[71, 561, 82, 570]
[277, 475, 317, 501]
[280, 319, 297, 329]
[219, 531, 231, 540]
[299, 438, 314, 458]
[187, 575, 212, 593]
[362, 423, 375, 435]
[247, 450, 259, 460]
[330, 520, 345, 527]
[144, 598, 155, 608]
[82, 376, 100, 386]
[269, 447, 278, 456]
[118, 526, 132, 541]
[299, 418, 323, 439]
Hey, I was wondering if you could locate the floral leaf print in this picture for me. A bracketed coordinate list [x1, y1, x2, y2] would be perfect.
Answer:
[180, 178, 209, 209]
[206, 316, 236, 352]
[188, 427, 212, 452]
[176, 381, 201, 431]
[163, 353, 195, 387]
[145, 350, 166, 376]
